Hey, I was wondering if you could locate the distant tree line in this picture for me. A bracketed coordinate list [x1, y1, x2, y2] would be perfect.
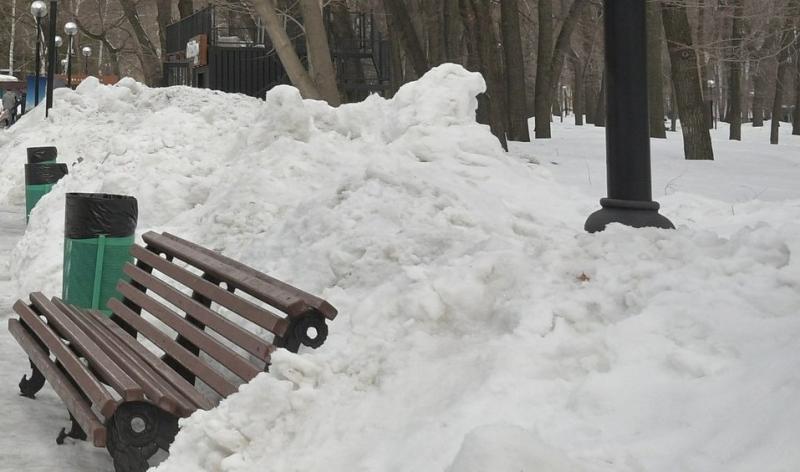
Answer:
[1, 0, 798, 155]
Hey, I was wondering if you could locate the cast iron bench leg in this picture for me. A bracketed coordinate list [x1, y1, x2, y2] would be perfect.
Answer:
[56, 414, 88, 444]
[19, 359, 46, 399]
[107, 402, 178, 472]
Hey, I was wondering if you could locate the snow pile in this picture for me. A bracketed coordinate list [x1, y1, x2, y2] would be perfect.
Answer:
[1, 65, 799, 471]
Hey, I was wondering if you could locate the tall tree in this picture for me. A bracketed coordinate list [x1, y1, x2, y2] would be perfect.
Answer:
[254, 0, 340, 106]
[548, 0, 590, 111]
[501, 0, 530, 141]
[770, 28, 794, 144]
[383, 0, 429, 78]
[155, 0, 172, 57]
[178, 0, 193, 19]
[647, 1, 666, 138]
[460, 0, 508, 150]
[443, 0, 463, 62]
[117, 0, 162, 85]
[534, 0, 554, 138]
[661, 0, 714, 160]
[728, 0, 745, 141]
[8, 0, 16, 74]
[794, 49, 800, 135]
[298, 0, 341, 106]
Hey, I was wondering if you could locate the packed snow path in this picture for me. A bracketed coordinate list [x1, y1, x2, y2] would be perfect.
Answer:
[0, 206, 112, 471]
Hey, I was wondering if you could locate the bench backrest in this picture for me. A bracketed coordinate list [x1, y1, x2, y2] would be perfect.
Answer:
[108, 231, 337, 397]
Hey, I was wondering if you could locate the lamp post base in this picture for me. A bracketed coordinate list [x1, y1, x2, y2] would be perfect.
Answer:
[584, 198, 675, 233]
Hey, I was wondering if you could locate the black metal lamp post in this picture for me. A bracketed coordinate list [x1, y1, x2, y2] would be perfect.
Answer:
[31, 0, 48, 107]
[584, 0, 674, 233]
[81, 46, 92, 77]
[45, 0, 59, 118]
[65, 22, 77, 89]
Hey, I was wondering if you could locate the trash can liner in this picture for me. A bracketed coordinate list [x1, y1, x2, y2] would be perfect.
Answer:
[25, 163, 68, 185]
[64, 193, 138, 239]
[27, 146, 58, 164]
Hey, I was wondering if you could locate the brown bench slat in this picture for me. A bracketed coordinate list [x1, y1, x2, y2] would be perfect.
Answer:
[123, 264, 275, 362]
[8, 319, 107, 447]
[80, 306, 214, 412]
[29, 293, 144, 403]
[52, 299, 187, 417]
[13, 300, 118, 418]
[117, 282, 262, 382]
[130, 246, 289, 336]
[143, 232, 337, 319]
[107, 298, 239, 398]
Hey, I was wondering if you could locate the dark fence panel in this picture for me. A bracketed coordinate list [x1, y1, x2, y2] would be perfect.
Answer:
[166, 7, 214, 54]
[207, 46, 289, 98]
[164, 62, 191, 87]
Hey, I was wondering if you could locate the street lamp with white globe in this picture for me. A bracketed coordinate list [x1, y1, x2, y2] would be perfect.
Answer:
[31, 0, 48, 107]
[82, 46, 92, 77]
[64, 21, 78, 89]
[44, 0, 60, 116]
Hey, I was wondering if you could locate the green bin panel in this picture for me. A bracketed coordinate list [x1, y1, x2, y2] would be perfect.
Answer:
[62, 235, 135, 316]
[25, 183, 54, 222]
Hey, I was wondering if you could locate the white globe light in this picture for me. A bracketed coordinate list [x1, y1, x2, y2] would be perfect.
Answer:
[55, 35, 63, 47]
[30, 1, 47, 18]
[81, 46, 92, 57]
[64, 22, 78, 36]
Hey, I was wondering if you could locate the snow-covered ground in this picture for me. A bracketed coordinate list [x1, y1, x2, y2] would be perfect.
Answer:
[0, 65, 799, 472]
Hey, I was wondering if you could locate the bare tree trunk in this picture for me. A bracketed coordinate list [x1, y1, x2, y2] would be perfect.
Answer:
[794, 51, 800, 135]
[728, 0, 744, 140]
[118, 0, 162, 86]
[178, 0, 193, 19]
[299, 0, 341, 106]
[501, 0, 530, 142]
[422, 0, 446, 65]
[330, 1, 366, 102]
[8, 0, 16, 74]
[385, 12, 405, 95]
[752, 62, 767, 127]
[253, 0, 322, 100]
[535, 0, 554, 138]
[647, 1, 666, 138]
[662, 1, 714, 160]
[594, 70, 606, 127]
[573, 58, 584, 125]
[461, 0, 508, 150]
[770, 30, 793, 145]
[155, 0, 171, 57]
[443, 0, 462, 62]
[384, 0, 429, 78]
[548, 0, 590, 107]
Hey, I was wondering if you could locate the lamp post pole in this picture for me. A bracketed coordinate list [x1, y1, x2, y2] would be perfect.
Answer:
[31, 1, 48, 107]
[584, 0, 674, 233]
[45, 0, 59, 117]
[65, 22, 77, 90]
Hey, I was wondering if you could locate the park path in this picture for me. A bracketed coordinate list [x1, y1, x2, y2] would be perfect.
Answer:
[0, 206, 110, 471]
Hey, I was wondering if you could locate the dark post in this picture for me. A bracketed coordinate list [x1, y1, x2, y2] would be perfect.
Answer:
[584, 0, 674, 233]
[67, 36, 73, 88]
[45, 0, 58, 117]
[34, 16, 42, 106]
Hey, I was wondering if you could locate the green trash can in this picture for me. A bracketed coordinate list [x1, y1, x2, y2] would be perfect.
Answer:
[62, 193, 138, 316]
[25, 163, 68, 222]
[27, 146, 58, 164]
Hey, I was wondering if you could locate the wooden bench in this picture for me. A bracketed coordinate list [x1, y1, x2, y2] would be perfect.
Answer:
[8, 231, 337, 472]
